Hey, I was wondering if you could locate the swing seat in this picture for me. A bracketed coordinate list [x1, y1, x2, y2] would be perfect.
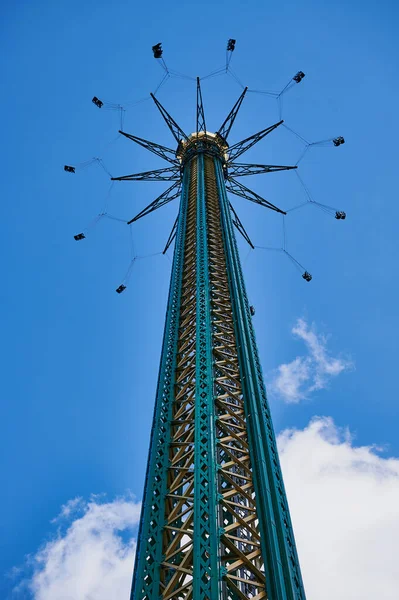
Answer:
[92, 96, 103, 108]
[333, 136, 345, 146]
[302, 271, 312, 282]
[293, 71, 305, 83]
[152, 43, 163, 58]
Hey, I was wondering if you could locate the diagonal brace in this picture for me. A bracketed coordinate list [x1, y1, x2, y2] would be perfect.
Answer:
[217, 87, 248, 142]
[228, 163, 297, 177]
[127, 182, 181, 224]
[151, 93, 188, 144]
[229, 202, 254, 248]
[119, 130, 178, 164]
[112, 166, 181, 182]
[196, 77, 206, 135]
[227, 120, 283, 162]
[162, 215, 178, 254]
[226, 178, 286, 215]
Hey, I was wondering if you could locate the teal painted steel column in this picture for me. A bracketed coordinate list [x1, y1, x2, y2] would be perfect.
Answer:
[193, 152, 220, 598]
[130, 163, 191, 600]
[213, 156, 307, 600]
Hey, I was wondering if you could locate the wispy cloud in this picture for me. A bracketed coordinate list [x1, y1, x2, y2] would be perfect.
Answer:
[269, 318, 353, 403]
[14, 496, 141, 600]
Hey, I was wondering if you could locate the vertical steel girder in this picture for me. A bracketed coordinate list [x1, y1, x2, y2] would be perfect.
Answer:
[131, 147, 306, 600]
[193, 152, 220, 598]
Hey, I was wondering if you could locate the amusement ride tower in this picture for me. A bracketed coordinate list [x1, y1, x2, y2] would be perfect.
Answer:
[69, 42, 346, 600]
[121, 82, 306, 600]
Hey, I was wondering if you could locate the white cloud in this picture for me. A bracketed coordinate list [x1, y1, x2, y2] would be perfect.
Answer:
[279, 417, 399, 599]
[269, 318, 353, 402]
[51, 497, 83, 523]
[15, 496, 141, 600]
[13, 419, 399, 600]
[270, 356, 311, 402]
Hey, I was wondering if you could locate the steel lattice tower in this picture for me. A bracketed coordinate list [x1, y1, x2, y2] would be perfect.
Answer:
[68, 46, 346, 599]
[115, 80, 307, 600]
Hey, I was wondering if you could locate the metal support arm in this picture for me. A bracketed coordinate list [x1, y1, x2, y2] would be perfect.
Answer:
[127, 182, 181, 224]
[196, 77, 207, 135]
[162, 215, 178, 253]
[119, 130, 178, 164]
[227, 120, 283, 162]
[111, 166, 181, 182]
[151, 93, 188, 144]
[216, 87, 248, 142]
[229, 202, 254, 248]
[228, 162, 297, 177]
[226, 177, 286, 215]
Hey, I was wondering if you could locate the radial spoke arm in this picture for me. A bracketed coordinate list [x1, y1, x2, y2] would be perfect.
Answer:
[226, 178, 286, 215]
[229, 202, 254, 248]
[111, 166, 181, 182]
[196, 77, 207, 135]
[216, 87, 248, 142]
[150, 93, 188, 144]
[162, 215, 178, 254]
[227, 120, 283, 162]
[127, 182, 181, 224]
[228, 163, 297, 177]
[119, 130, 178, 164]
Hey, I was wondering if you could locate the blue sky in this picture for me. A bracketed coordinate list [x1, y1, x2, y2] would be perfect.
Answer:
[1, 0, 399, 598]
